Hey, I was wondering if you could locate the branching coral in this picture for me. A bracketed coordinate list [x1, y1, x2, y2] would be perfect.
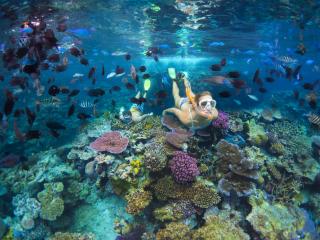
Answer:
[191, 182, 221, 208]
[125, 189, 152, 215]
[156, 222, 191, 240]
[37, 182, 64, 221]
[192, 215, 250, 240]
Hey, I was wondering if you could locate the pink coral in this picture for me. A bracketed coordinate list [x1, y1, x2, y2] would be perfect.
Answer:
[212, 111, 229, 130]
[165, 129, 193, 150]
[169, 151, 199, 184]
[90, 131, 128, 154]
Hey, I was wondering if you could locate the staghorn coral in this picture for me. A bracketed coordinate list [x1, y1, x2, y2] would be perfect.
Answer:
[125, 189, 152, 215]
[192, 215, 250, 240]
[169, 151, 199, 184]
[90, 131, 129, 154]
[143, 140, 167, 172]
[37, 182, 64, 221]
[156, 222, 191, 240]
[247, 191, 307, 240]
[49, 232, 95, 240]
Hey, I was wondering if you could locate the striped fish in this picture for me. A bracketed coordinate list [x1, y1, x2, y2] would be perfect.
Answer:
[79, 100, 94, 108]
[308, 113, 320, 127]
[275, 55, 298, 65]
[39, 97, 61, 107]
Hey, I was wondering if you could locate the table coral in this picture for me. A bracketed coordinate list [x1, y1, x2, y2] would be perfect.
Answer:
[192, 215, 250, 240]
[156, 222, 191, 240]
[125, 189, 152, 215]
[90, 131, 129, 154]
[37, 182, 64, 221]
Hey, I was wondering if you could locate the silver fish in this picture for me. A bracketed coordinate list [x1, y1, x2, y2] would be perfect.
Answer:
[79, 100, 94, 108]
[275, 55, 298, 65]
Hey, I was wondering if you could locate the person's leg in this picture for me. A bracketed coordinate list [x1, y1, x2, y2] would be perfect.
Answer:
[172, 81, 182, 108]
[135, 91, 141, 98]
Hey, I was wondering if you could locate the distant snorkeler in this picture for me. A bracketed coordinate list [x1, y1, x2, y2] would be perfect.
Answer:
[163, 69, 218, 130]
[119, 91, 153, 124]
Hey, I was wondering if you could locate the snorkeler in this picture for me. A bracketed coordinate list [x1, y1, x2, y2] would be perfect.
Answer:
[119, 91, 153, 123]
[163, 70, 218, 130]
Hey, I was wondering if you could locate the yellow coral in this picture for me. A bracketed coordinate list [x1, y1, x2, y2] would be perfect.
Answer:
[156, 222, 191, 240]
[269, 143, 285, 156]
[130, 157, 143, 175]
[125, 189, 152, 215]
[191, 182, 221, 208]
[192, 216, 250, 240]
[2, 228, 14, 240]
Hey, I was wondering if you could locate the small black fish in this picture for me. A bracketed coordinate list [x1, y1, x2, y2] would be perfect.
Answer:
[48, 85, 60, 96]
[227, 71, 241, 78]
[67, 103, 75, 117]
[80, 58, 89, 66]
[211, 64, 221, 71]
[0, 75, 4, 81]
[125, 54, 131, 61]
[309, 99, 317, 109]
[258, 87, 267, 93]
[130, 97, 146, 105]
[25, 130, 41, 140]
[265, 77, 275, 83]
[68, 89, 80, 97]
[88, 88, 105, 97]
[88, 67, 96, 79]
[220, 58, 227, 67]
[253, 69, 262, 85]
[60, 87, 70, 94]
[303, 83, 314, 90]
[25, 107, 36, 126]
[111, 99, 116, 108]
[46, 121, 66, 130]
[219, 91, 231, 98]
[293, 65, 302, 79]
[102, 64, 105, 76]
[70, 47, 82, 57]
[16, 47, 28, 59]
[115, 66, 124, 75]
[284, 66, 293, 79]
[153, 55, 159, 62]
[125, 83, 135, 90]
[135, 75, 139, 84]
[4, 91, 15, 116]
[48, 53, 60, 63]
[155, 90, 167, 98]
[111, 86, 121, 91]
[41, 63, 50, 70]
[231, 79, 245, 89]
[23, 64, 38, 74]
[77, 112, 91, 120]
[139, 66, 146, 72]
[143, 73, 150, 79]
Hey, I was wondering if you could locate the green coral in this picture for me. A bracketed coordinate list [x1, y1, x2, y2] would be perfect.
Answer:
[156, 222, 191, 240]
[2, 228, 14, 240]
[269, 143, 285, 156]
[37, 182, 65, 221]
[244, 146, 267, 166]
[192, 215, 250, 240]
[153, 204, 180, 222]
[245, 119, 268, 146]
[247, 190, 306, 240]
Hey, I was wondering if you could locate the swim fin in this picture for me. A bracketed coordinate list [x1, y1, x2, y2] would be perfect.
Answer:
[168, 67, 176, 79]
[144, 79, 151, 91]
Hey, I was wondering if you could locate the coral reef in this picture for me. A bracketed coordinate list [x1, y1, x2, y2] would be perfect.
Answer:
[245, 119, 268, 146]
[143, 140, 168, 172]
[247, 191, 310, 240]
[90, 131, 129, 154]
[49, 232, 95, 240]
[191, 181, 221, 208]
[156, 222, 191, 240]
[212, 111, 229, 130]
[169, 151, 199, 184]
[192, 215, 250, 240]
[37, 182, 65, 221]
[125, 189, 152, 215]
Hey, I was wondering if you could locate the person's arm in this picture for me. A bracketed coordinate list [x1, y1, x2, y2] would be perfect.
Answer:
[132, 112, 153, 122]
[183, 77, 197, 109]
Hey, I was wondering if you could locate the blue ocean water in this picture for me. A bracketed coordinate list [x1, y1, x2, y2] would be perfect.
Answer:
[0, 0, 320, 239]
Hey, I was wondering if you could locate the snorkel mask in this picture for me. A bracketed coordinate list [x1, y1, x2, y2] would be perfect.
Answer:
[199, 98, 216, 112]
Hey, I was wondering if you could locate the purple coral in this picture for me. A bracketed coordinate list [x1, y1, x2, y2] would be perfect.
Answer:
[90, 131, 129, 154]
[169, 151, 199, 184]
[212, 111, 229, 130]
